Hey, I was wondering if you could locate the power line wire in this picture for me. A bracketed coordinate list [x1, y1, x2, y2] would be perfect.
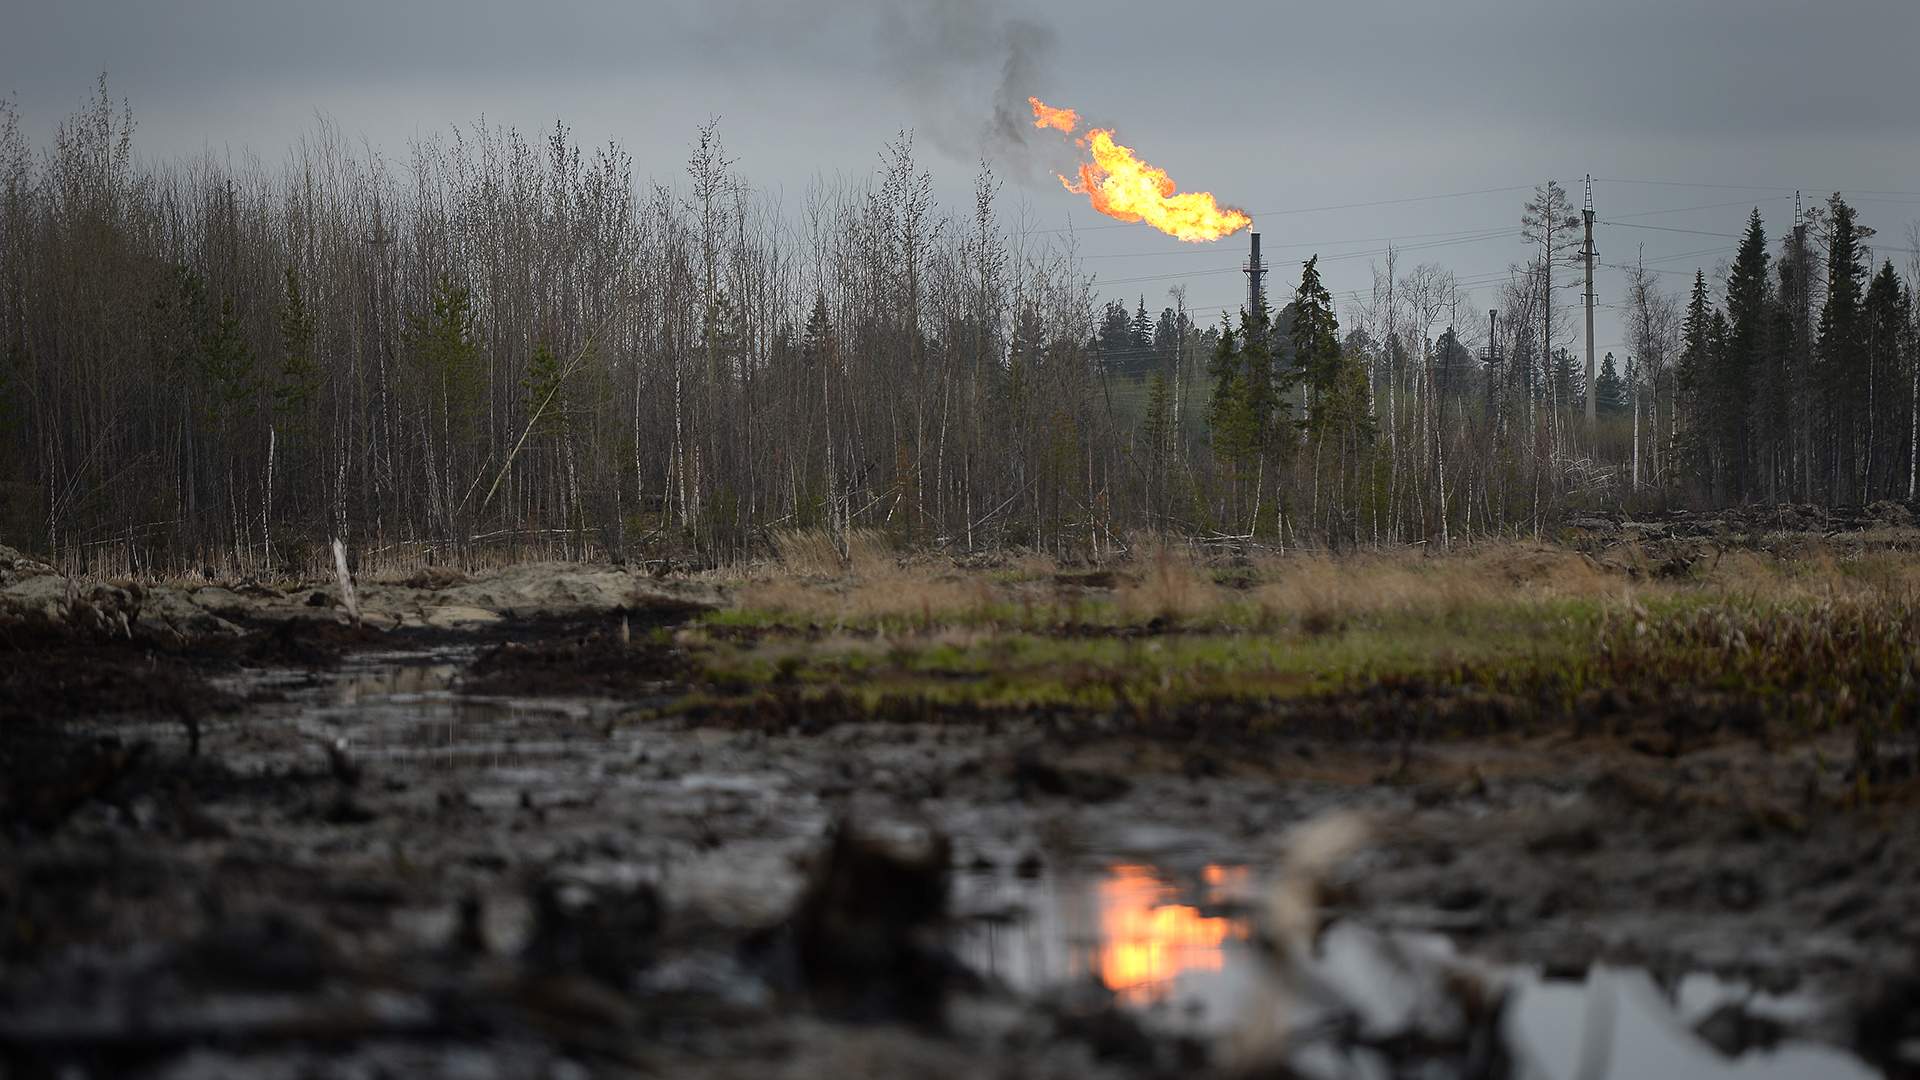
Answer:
[1606, 194, 1793, 221]
[1599, 222, 1743, 239]
[1038, 183, 1535, 234]
[1078, 222, 1516, 259]
[1594, 177, 1796, 193]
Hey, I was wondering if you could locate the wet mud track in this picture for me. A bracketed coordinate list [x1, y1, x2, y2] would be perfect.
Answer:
[1, 614, 1916, 1078]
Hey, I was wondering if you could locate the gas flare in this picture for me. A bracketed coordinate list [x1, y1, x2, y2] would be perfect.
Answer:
[1028, 96, 1079, 134]
[1027, 98, 1251, 243]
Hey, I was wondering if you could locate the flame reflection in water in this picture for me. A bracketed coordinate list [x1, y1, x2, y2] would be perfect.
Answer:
[1096, 864, 1250, 1003]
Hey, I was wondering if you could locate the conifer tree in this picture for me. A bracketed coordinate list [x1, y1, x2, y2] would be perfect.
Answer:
[202, 295, 258, 429]
[1549, 347, 1584, 415]
[1431, 327, 1476, 400]
[1818, 195, 1867, 498]
[1141, 370, 1173, 523]
[1720, 209, 1770, 501]
[1237, 292, 1282, 463]
[522, 340, 568, 440]
[408, 272, 484, 434]
[274, 265, 319, 427]
[1596, 351, 1626, 416]
[406, 271, 485, 533]
[1292, 257, 1371, 536]
[1863, 261, 1911, 498]
[802, 291, 833, 369]
[1207, 322, 1249, 464]
[1677, 270, 1713, 487]
[1294, 256, 1364, 447]
[1706, 308, 1732, 493]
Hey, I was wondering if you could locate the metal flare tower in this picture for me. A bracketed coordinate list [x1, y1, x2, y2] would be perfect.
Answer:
[1243, 230, 1267, 322]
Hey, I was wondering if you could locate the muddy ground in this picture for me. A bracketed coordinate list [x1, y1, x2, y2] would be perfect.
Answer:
[1, 520, 1918, 1079]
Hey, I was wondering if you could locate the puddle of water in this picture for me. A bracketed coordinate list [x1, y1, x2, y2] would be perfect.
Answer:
[957, 860, 1878, 1079]
[954, 858, 1263, 1032]
[208, 648, 640, 783]
[1507, 965, 1873, 1080]
[199, 653, 1884, 1078]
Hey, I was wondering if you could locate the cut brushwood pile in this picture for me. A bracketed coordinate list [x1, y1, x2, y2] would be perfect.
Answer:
[0, 542, 723, 646]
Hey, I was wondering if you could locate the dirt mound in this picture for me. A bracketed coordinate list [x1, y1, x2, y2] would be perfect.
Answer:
[0, 543, 54, 585]
[423, 563, 722, 619]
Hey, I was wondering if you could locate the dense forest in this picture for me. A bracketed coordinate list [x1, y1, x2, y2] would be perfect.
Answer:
[2, 82, 1916, 573]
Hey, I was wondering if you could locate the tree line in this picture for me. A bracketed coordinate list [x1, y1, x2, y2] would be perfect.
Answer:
[1674, 200, 1918, 505]
[1, 82, 1915, 572]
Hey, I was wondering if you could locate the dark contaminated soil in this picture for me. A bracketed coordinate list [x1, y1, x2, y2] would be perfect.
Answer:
[1, 556, 1918, 1078]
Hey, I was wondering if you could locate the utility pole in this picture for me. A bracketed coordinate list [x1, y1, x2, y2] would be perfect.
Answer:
[1484, 308, 1499, 429]
[1792, 191, 1811, 499]
[1583, 175, 1598, 426]
[1630, 353, 1641, 491]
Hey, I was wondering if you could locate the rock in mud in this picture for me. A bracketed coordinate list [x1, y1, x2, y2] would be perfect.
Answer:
[1694, 1001, 1788, 1057]
[791, 817, 956, 1024]
[1012, 748, 1132, 803]
[523, 874, 664, 991]
[0, 734, 147, 829]
[175, 911, 341, 992]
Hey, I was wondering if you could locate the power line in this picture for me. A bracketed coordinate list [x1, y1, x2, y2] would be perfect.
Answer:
[1599, 176, 1920, 199]
[1085, 229, 1524, 289]
[1599, 222, 1743, 239]
[1606, 194, 1793, 221]
[1600, 260, 1726, 278]
[1249, 184, 1536, 219]
[1037, 182, 1535, 234]
[1078, 222, 1516, 259]
[1594, 177, 1796, 193]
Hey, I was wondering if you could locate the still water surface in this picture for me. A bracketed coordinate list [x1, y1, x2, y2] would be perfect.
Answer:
[230, 650, 1884, 1079]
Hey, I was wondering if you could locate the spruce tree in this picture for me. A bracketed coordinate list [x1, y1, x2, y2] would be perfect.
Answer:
[1706, 309, 1732, 493]
[405, 272, 486, 531]
[1152, 307, 1179, 371]
[1097, 300, 1132, 370]
[802, 292, 832, 364]
[1677, 271, 1713, 488]
[407, 272, 484, 436]
[1237, 290, 1282, 465]
[1817, 195, 1867, 499]
[1142, 370, 1173, 493]
[1720, 209, 1770, 501]
[202, 295, 258, 429]
[1206, 322, 1246, 463]
[1596, 352, 1626, 416]
[1550, 347, 1584, 413]
[522, 340, 567, 440]
[1863, 261, 1911, 499]
[1293, 256, 1359, 444]
[274, 265, 319, 427]
[1431, 327, 1475, 401]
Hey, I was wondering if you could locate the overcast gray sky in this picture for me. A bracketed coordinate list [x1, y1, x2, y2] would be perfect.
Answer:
[7, 0, 1920, 353]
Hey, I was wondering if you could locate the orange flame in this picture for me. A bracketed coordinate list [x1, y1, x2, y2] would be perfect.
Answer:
[1028, 96, 1080, 134]
[1028, 98, 1251, 243]
[1096, 864, 1246, 1003]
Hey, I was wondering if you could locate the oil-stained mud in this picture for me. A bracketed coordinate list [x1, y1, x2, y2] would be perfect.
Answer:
[2, 553, 1918, 1076]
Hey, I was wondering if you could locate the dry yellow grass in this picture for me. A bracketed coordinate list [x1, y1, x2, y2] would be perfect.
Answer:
[1246, 543, 1621, 624]
[723, 528, 1920, 632]
[739, 528, 997, 625]
[1115, 539, 1223, 622]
